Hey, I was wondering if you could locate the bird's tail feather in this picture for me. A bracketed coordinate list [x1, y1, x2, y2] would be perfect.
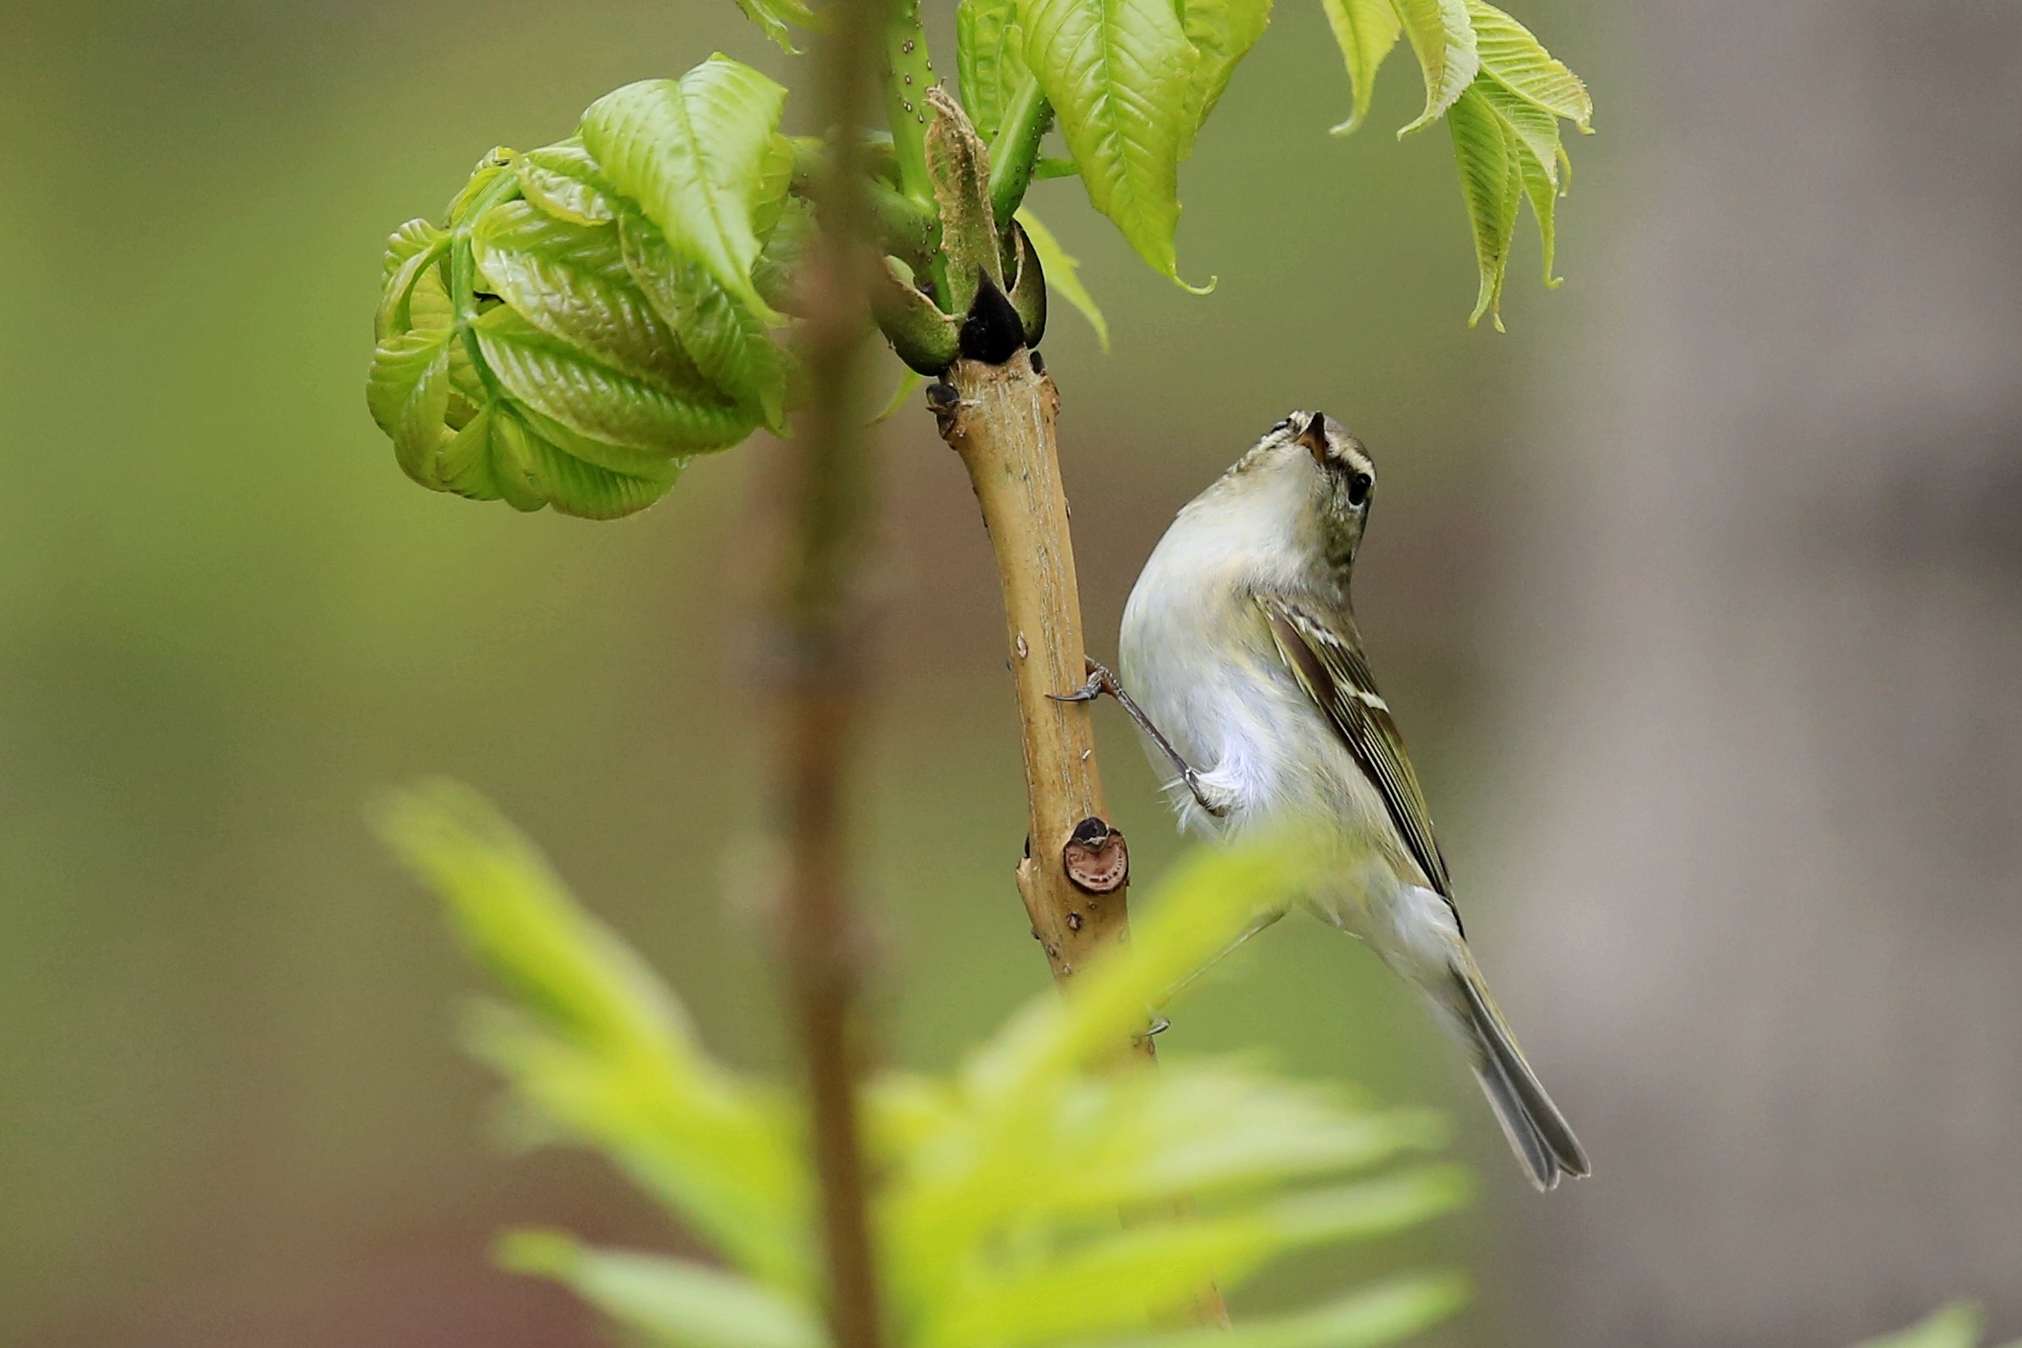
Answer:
[1451, 963, 1590, 1192]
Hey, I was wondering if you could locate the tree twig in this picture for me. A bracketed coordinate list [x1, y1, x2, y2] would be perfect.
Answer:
[934, 358, 1144, 1003]
[777, 0, 892, 1341]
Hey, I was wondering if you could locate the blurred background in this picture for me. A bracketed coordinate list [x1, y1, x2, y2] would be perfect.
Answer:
[3, 0, 2018, 1344]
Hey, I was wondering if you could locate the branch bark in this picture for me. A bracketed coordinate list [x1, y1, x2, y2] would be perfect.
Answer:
[937, 348, 1230, 1328]
[936, 352, 1139, 992]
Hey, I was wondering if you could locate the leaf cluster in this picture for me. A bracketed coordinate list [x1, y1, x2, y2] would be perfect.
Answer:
[377, 783, 1474, 1348]
[368, 58, 807, 519]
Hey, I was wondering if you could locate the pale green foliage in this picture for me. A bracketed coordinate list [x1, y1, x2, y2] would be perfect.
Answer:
[1852, 1303, 2020, 1348]
[366, 56, 804, 519]
[1015, 208, 1109, 350]
[938, 0, 1589, 320]
[377, 781, 1471, 1348]
[1322, 0, 1590, 329]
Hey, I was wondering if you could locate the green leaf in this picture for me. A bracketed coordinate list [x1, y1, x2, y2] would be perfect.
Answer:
[366, 325, 456, 487]
[1445, 82, 1516, 329]
[958, 0, 1032, 141]
[500, 1231, 822, 1348]
[871, 365, 924, 423]
[750, 134, 797, 242]
[1014, 207, 1108, 350]
[1853, 1304, 1987, 1348]
[472, 200, 716, 395]
[753, 196, 816, 314]
[620, 211, 789, 430]
[374, 782, 813, 1288]
[733, 0, 828, 55]
[376, 219, 451, 340]
[473, 307, 758, 462]
[1095, 1275, 1471, 1348]
[1476, 74, 1563, 286]
[1390, 0, 1476, 136]
[1464, 0, 1591, 128]
[1446, 73, 1567, 327]
[1179, 0, 1274, 157]
[581, 59, 789, 325]
[516, 141, 621, 226]
[1020, 0, 1203, 286]
[1321, 0, 1400, 134]
[448, 148, 522, 227]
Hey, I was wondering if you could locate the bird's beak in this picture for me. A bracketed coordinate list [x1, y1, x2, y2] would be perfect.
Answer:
[1294, 411, 1330, 467]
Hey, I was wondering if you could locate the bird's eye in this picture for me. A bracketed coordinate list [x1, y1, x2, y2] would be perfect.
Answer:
[1347, 472, 1372, 507]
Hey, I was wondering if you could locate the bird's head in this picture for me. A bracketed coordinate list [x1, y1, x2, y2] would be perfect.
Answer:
[1214, 410, 1377, 573]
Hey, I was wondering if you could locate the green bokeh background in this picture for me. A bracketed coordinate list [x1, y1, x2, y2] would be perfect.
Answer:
[0, 1, 1611, 1342]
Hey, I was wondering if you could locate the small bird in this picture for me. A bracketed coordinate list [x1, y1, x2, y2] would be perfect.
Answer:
[1106, 410, 1589, 1190]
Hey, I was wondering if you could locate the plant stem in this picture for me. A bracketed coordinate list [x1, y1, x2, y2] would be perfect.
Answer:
[987, 75, 1052, 229]
[937, 353, 1145, 998]
[937, 349, 1232, 1330]
[780, 0, 890, 1341]
[880, 0, 938, 208]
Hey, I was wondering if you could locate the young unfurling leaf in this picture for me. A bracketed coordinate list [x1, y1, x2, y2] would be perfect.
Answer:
[581, 59, 790, 325]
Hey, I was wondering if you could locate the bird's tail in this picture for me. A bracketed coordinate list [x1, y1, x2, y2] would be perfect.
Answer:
[1447, 960, 1590, 1191]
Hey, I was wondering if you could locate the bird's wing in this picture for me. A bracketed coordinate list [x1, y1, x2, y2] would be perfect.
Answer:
[1255, 593, 1455, 900]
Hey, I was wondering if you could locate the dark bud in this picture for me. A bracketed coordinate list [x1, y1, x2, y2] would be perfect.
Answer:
[958, 271, 1025, 366]
[925, 380, 959, 410]
[1028, 350, 1045, 375]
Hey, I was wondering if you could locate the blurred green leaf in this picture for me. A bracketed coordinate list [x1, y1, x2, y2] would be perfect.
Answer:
[384, 792, 1464, 1348]
[734, 0, 829, 55]
[1391, 0, 1477, 136]
[1852, 1304, 1988, 1348]
[1179, 0, 1274, 158]
[581, 60, 790, 325]
[1020, 0, 1204, 287]
[1320, 0, 1400, 135]
[1015, 208, 1108, 350]
[501, 1231, 824, 1348]
[1094, 1275, 1470, 1348]
[375, 782, 815, 1291]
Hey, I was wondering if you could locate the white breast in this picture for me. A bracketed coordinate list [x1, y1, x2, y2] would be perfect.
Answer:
[1118, 478, 1380, 841]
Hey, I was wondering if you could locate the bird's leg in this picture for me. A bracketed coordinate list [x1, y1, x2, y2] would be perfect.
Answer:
[1049, 659, 1229, 817]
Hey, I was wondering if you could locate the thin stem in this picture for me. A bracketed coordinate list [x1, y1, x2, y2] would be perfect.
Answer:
[988, 75, 1052, 229]
[880, 0, 938, 208]
[779, 0, 890, 1341]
